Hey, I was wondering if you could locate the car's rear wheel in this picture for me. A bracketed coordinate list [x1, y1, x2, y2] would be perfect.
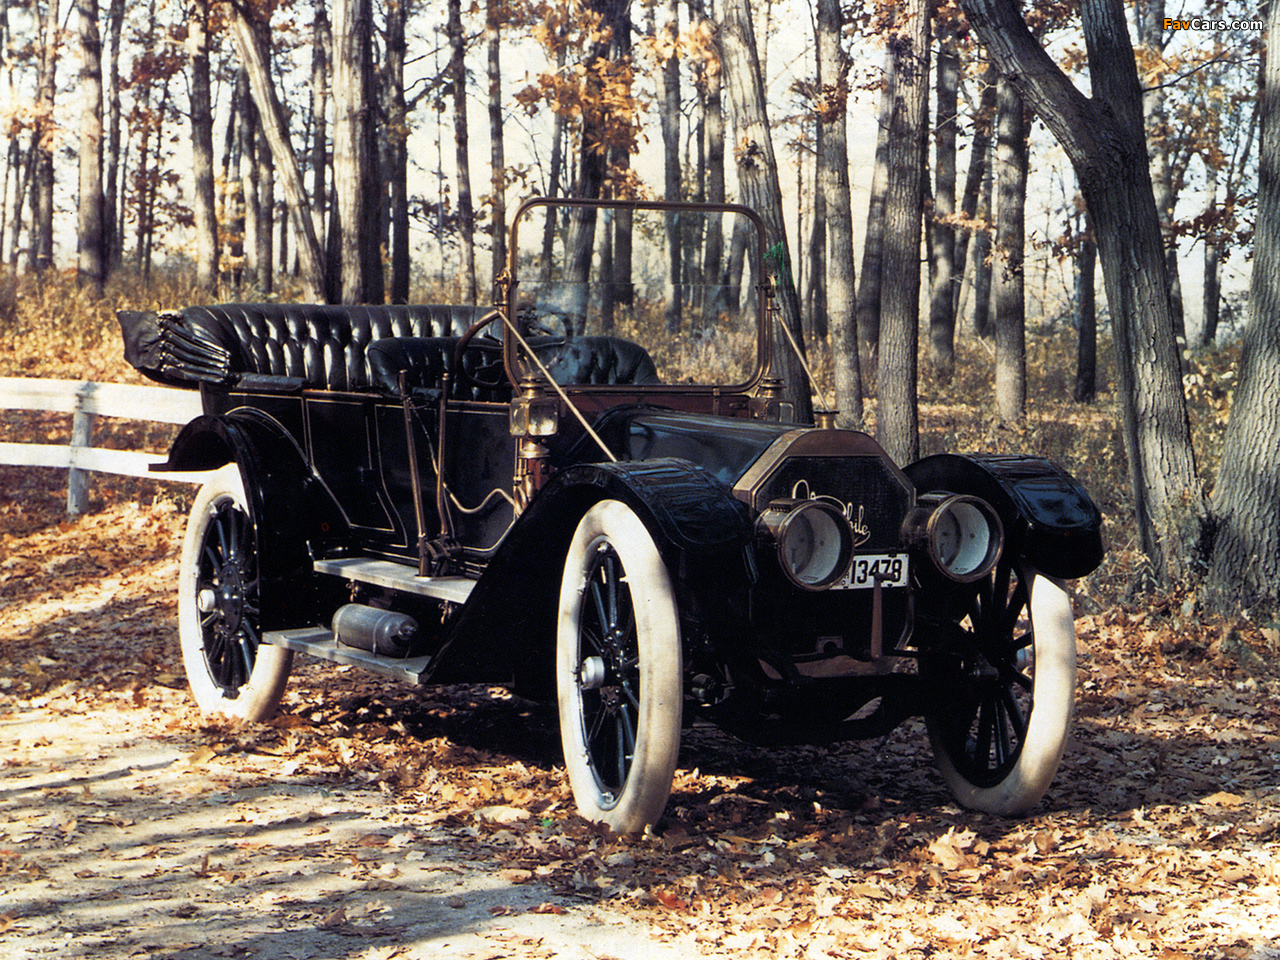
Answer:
[179, 464, 292, 721]
[922, 562, 1075, 815]
[556, 500, 682, 833]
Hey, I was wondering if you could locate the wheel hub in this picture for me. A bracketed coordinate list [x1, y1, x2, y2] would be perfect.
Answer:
[218, 563, 245, 634]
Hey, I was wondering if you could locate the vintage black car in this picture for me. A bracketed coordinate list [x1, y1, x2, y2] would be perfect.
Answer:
[119, 198, 1103, 832]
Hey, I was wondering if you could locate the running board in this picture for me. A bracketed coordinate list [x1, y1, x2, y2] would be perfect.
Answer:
[264, 627, 434, 685]
[313, 557, 475, 604]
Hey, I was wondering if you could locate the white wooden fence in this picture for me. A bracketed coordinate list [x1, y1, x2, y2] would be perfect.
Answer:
[0, 377, 205, 515]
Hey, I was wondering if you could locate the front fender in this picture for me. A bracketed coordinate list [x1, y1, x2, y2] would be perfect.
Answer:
[161, 410, 348, 629]
[904, 453, 1104, 579]
[433, 458, 752, 695]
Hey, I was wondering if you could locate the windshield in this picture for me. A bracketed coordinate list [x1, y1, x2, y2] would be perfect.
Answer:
[506, 199, 767, 389]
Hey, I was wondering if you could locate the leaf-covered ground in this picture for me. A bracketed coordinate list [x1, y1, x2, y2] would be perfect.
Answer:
[2, 481, 1280, 959]
[3, 276, 1278, 956]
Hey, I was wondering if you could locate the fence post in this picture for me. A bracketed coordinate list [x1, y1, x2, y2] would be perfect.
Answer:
[67, 383, 98, 517]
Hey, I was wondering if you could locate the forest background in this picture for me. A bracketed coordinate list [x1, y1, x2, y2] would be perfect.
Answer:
[0, 0, 1278, 629]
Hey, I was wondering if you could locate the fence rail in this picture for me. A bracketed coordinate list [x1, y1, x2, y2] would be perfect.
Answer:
[0, 377, 205, 515]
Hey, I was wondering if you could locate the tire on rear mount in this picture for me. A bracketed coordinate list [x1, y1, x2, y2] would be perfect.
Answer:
[179, 464, 292, 721]
[556, 500, 682, 833]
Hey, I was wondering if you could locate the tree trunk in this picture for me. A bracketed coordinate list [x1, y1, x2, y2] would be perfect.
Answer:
[189, 0, 218, 293]
[719, 0, 814, 424]
[332, 0, 371, 302]
[1073, 228, 1097, 402]
[657, 0, 683, 332]
[257, 124, 274, 295]
[953, 65, 997, 322]
[876, 0, 929, 463]
[229, 0, 326, 300]
[387, 0, 410, 302]
[103, 0, 124, 272]
[806, 133, 828, 341]
[447, 0, 477, 302]
[816, 0, 861, 428]
[34, 0, 58, 273]
[223, 74, 244, 290]
[969, 147, 994, 337]
[562, 0, 628, 310]
[239, 71, 261, 288]
[700, 4, 725, 292]
[927, 19, 959, 377]
[77, 0, 105, 296]
[959, 0, 1208, 586]
[310, 0, 330, 268]
[487, 0, 507, 287]
[855, 44, 896, 382]
[1205, 0, 1280, 616]
[1200, 164, 1222, 346]
[11, 135, 34, 270]
[1136, 0, 1187, 357]
[993, 77, 1027, 423]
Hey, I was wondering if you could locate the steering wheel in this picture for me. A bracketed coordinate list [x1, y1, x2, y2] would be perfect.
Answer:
[452, 309, 506, 392]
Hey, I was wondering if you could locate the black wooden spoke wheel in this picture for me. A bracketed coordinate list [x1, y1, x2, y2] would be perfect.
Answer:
[178, 466, 292, 720]
[557, 500, 682, 833]
[922, 561, 1076, 815]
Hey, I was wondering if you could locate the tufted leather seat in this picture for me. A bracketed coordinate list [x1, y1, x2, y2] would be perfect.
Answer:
[179, 303, 489, 391]
[119, 302, 660, 396]
[367, 335, 660, 401]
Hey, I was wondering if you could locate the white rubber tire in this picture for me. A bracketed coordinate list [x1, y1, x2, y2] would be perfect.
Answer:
[556, 500, 683, 833]
[179, 464, 292, 721]
[927, 568, 1076, 815]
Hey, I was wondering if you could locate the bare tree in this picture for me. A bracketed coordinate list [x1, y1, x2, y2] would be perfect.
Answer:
[927, 14, 960, 377]
[310, 0, 330, 265]
[188, 0, 218, 293]
[228, 0, 326, 301]
[34, 0, 58, 273]
[876, 0, 930, 463]
[387, 0, 410, 302]
[1074, 226, 1097, 403]
[719, 0, 814, 424]
[816, 0, 861, 427]
[77, 0, 105, 295]
[1205, 0, 1280, 616]
[953, 64, 996, 326]
[993, 77, 1027, 423]
[486, 0, 506, 287]
[103, 0, 124, 271]
[447, 0, 477, 302]
[959, 0, 1208, 586]
[855, 44, 896, 381]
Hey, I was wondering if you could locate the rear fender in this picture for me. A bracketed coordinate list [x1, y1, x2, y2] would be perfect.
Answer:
[904, 453, 1104, 579]
[434, 458, 752, 695]
[162, 410, 349, 629]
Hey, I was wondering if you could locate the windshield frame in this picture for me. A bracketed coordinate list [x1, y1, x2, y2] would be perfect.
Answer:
[501, 196, 773, 396]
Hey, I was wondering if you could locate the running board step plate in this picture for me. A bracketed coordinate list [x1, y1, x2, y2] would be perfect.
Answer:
[264, 627, 433, 685]
[314, 557, 475, 604]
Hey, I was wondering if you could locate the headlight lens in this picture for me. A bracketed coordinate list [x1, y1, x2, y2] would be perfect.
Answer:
[925, 495, 1003, 582]
[759, 500, 854, 590]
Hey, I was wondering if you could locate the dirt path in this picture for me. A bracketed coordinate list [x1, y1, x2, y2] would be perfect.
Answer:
[5, 500, 1280, 960]
[1, 686, 695, 960]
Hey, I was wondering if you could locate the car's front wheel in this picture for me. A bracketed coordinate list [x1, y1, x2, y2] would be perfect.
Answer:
[556, 500, 682, 833]
[922, 562, 1076, 815]
[179, 464, 292, 721]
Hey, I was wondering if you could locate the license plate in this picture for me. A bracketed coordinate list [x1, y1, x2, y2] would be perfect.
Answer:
[837, 554, 909, 590]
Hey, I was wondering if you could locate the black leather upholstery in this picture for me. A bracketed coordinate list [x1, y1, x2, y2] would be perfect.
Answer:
[118, 302, 660, 396]
[367, 335, 660, 401]
[181, 303, 489, 392]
